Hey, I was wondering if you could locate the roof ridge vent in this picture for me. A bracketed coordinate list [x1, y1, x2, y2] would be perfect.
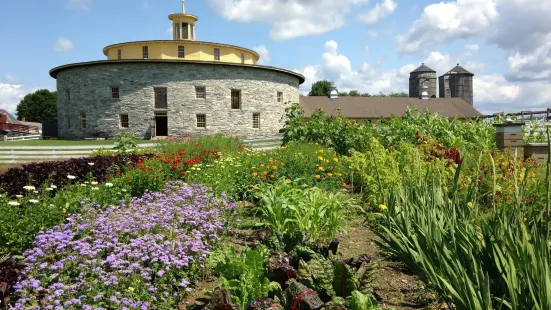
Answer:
[328, 82, 339, 99]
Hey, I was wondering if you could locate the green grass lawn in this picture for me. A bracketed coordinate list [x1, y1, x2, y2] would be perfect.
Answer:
[0, 139, 154, 146]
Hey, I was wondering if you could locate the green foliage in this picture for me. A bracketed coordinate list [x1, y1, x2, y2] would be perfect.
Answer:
[297, 254, 336, 298]
[114, 133, 139, 155]
[15, 89, 57, 123]
[283, 105, 373, 155]
[154, 135, 243, 157]
[375, 153, 551, 310]
[283, 106, 496, 155]
[210, 246, 281, 309]
[253, 179, 352, 244]
[309, 80, 333, 96]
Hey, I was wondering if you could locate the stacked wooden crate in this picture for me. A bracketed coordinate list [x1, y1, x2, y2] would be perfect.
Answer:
[493, 122, 524, 158]
[524, 143, 549, 164]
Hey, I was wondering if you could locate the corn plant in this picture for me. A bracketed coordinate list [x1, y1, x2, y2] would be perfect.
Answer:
[253, 179, 352, 244]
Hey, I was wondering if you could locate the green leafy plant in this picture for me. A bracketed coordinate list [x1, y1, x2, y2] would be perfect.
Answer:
[210, 246, 281, 309]
[253, 179, 352, 245]
[114, 132, 139, 154]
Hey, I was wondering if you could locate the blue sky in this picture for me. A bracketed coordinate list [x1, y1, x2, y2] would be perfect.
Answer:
[1, 0, 550, 115]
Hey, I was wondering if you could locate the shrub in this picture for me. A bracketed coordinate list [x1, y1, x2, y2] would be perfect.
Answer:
[0, 155, 151, 197]
[13, 182, 235, 310]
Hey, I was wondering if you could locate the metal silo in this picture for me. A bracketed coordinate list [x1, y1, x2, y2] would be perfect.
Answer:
[439, 64, 474, 105]
[409, 63, 437, 98]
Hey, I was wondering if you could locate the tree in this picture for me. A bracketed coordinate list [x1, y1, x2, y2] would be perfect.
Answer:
[308, 80, 332, 96]
[16, 89, 57, 123]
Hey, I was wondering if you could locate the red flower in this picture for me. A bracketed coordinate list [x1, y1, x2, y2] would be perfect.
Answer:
[166, 175, 171, 180]
[184, 160, 191, 165]
[525, 198, 531, 204]
[139, 165, 146, 171]
[179, 171, 184, 176]
[125, 178, 130, 183]
[115, 170, 121, 175]
[172, 165, 178, 170]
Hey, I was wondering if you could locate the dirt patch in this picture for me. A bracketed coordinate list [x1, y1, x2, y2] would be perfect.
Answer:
[337, 219, 438, 310]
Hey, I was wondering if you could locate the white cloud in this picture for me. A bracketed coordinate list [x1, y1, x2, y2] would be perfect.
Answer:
[506, 41, 551, 82]
[53, 37, 74, 53]
[3, 74, 18, 84]
[367, 30, 379, 38]
[207, 0, 370, 40]
[396, 0, 499, 54]
[465, 44, 479, 56]
[295, 40, 550, 113]
[66, 0, 92, 11]
[0, 84, 26, 115]
[358, 0, 398, 25]
[253, 45, 271, 65]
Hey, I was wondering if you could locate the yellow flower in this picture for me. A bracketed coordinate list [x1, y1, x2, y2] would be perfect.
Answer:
[333, 157, 339, 162]
[263, 171, 268, 176]
[523, 217, 527, 223]
[319, 149, 325, 153]
[317, 156, 323, 161]
[315, 175, 321, 179]
[467, 202, 473, 208]
[342, 183, 347, 187]
[251, 172, 258, 177]
[325, 159, 330, 164]
[270, 174, 275, 179]
[318, 166, 325, 171]
[337, 173, 342, 177]
[379, 204, 387, 211]
[260, 164, 265, 168]
[327, 173, 333, 177]
[272, 166, 277, 170]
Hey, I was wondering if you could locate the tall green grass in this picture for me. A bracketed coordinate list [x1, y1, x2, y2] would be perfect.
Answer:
[375, 134, 551, 309]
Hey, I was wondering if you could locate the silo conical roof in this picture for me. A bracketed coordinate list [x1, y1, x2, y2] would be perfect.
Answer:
[443, 64, 474, 76]
[410, 63, 436, 74]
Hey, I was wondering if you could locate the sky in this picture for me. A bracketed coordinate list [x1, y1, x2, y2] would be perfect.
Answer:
[1, 0, 550, 115]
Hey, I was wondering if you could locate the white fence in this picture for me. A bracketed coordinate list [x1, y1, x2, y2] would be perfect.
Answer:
[0, 143, 156, 164]
[4, 134, 42, 141]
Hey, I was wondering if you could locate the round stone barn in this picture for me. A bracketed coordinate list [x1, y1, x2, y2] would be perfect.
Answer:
[50, 2, 304, 140]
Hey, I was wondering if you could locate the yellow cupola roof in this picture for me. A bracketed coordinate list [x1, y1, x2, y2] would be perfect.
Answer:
[168, 0, 198, 41]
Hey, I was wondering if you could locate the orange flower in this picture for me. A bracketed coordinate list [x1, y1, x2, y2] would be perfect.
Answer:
[318, 166, 325, 171]
[263, 171, 268, 176]
[260, 164, 265, 168]
[251, 172, 258, 177]
[272, 166, 277, 170]
[270, 174, 275, 179]
[343, 183, 347, 187]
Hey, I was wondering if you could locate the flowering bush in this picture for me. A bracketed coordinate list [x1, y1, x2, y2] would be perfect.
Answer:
[0, 181, 131, 256]
[0, 155, 151, 197]
[13, 182, 235, 309]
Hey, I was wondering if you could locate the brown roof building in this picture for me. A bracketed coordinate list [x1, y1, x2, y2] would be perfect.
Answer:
[298, 96, 482, 121]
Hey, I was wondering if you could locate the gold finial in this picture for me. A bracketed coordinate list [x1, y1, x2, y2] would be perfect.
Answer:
[182, 0, 185, 13]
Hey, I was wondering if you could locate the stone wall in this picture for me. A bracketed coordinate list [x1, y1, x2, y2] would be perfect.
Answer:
[55, 62, 300, 139]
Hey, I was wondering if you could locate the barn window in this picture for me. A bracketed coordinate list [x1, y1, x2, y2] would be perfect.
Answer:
[66, 90, 70, 101]
[241, 53, 245, 64]
[253, 113, 260, 129]
[231, 90, 241, 109]
[117, 49, 121, 60]
[80, 113, 86, 129]
[142, 46, 148, 59]
[175, 23, 181, 40]
[182, 23, 189, 40]
[195, 86, 206, 99]
[196, 114, 206, 128]
[120, 114, 129, 128]
[190, 24, 194, 40]
[214, 48, 220, 61]
[178, 46, 185, 58]
[277, 92, 283, 103]
[154, 87, 167, 109]
[66, 116, 70, 129]
[111, 87, 120, 99]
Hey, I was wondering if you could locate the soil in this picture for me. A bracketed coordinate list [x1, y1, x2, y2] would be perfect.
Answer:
[179, 217, 443, 310]
[337, 219, 441, 310]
